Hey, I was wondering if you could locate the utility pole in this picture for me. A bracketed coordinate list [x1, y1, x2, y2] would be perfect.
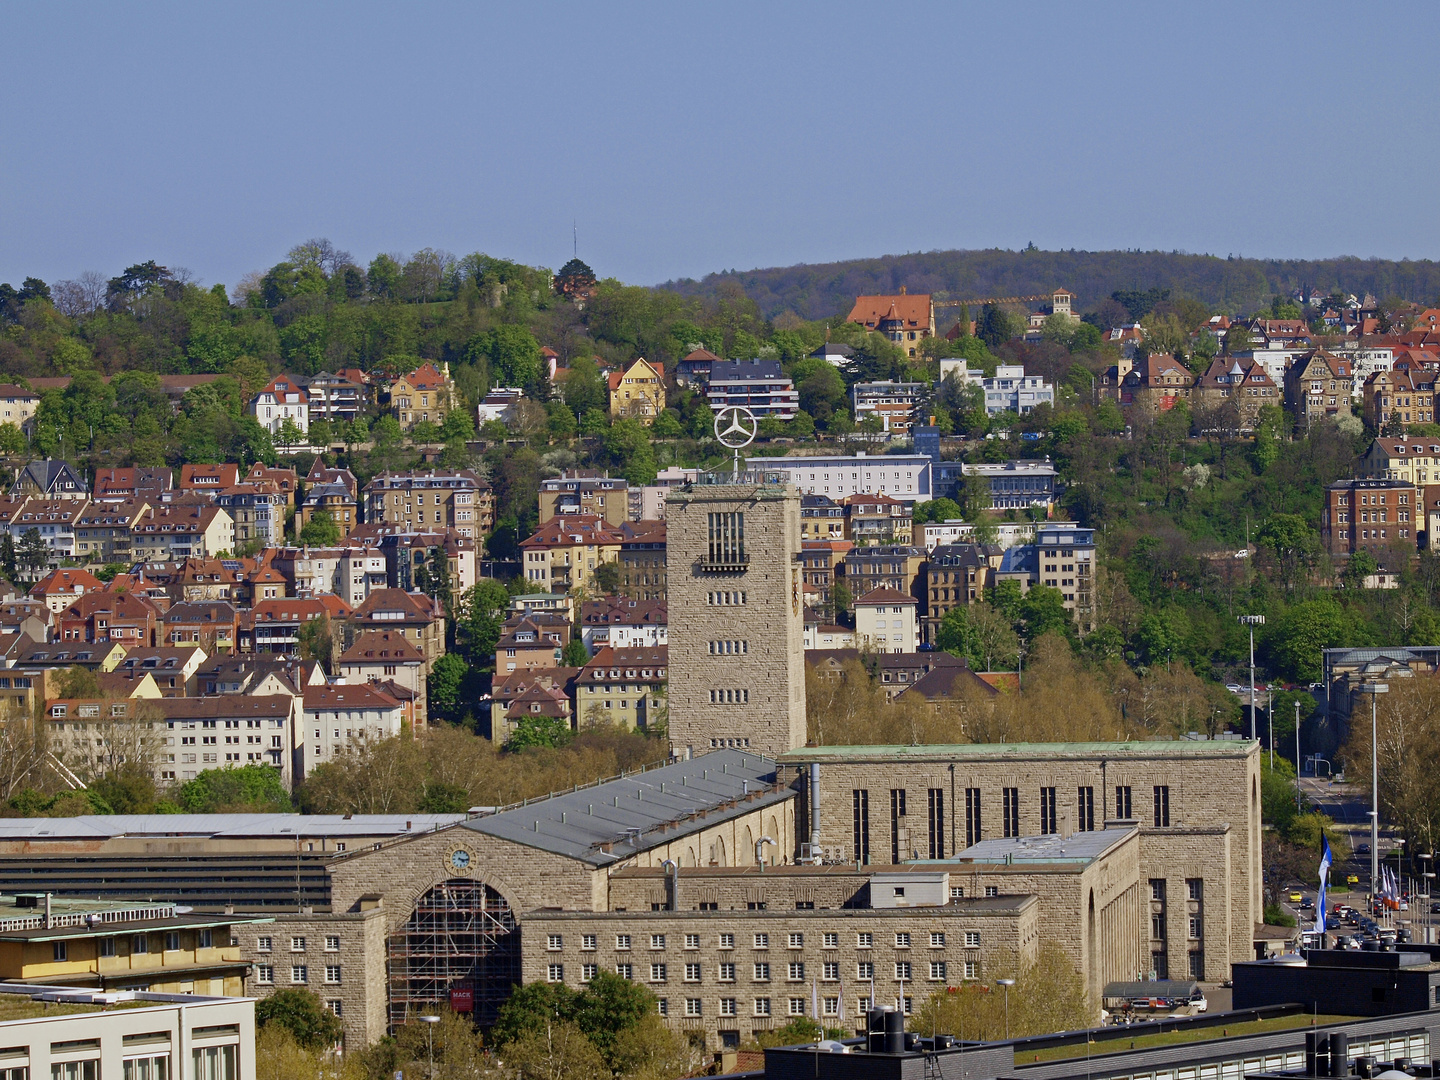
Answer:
[1295, 699, 1303, 813]
[1239, 615, 1265, 740]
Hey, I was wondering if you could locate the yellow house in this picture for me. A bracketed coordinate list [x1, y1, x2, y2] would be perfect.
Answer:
[519, 515, 623, 595]
[0, 895, 269, 994]
[388, 362, 457, 431]
[608, 359, 665, 424]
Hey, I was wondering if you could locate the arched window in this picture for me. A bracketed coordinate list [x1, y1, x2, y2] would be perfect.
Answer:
[387, 879, 519, 1027]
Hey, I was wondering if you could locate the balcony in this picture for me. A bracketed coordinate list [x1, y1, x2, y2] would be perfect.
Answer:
[697, 552, 749, 573]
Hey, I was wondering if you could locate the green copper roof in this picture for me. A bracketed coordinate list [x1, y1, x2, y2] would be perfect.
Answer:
[778, 739, 1258, 764]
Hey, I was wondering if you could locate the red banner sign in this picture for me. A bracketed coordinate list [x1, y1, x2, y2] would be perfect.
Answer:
[449, 987, 474, 1012]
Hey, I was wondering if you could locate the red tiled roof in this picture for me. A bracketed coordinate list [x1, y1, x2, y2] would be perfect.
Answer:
[847, 294, 932, 329]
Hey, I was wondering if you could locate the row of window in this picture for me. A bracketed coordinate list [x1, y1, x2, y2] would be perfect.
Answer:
[705, 591, 748, 605]
[52, 928, 215, 960]
[255, 935, 340, 952]
[256, 964, 342, 984]
[548, 930, 976, 951]
[545, 960, 968, 985]
[709, 689, 750, 704]
[854, 784, 1173, 862]
[707, 640, 749, 654]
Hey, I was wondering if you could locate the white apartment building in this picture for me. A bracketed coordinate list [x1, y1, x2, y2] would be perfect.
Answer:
[853, 587, 919, 653]
[851, 381, 929, 433]
[271, 545, 388, 606]
[921, 520, 1036, 551]
[301, 683, 406, 782]
[982, 365, 1054, 416]
[762, 454, 933, 504]
[1350, 345, 1395, 400]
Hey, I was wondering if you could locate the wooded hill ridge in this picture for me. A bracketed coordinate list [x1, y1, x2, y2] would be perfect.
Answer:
[658, 247, 1440, 322]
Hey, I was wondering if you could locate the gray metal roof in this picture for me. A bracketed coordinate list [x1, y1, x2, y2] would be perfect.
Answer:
[948, 826, 1135, 865]
[463, 749, 793, 867]
[0, 814, 465, 840]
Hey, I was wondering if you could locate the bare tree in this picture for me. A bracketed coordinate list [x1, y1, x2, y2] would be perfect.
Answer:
[0, 709, 52, 799]
[286, 239, 353, 278]
[50, 272, 108, 318]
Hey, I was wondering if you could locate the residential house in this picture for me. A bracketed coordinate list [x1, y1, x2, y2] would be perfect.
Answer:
[348, 588, 444, 670]
[30, 567, 102, 614]
[851, 381, 928, 433]
[617, 519, 666, 599]
[365, 528, 477, 609]
[576, 645, 667, 730]
[3, 498, 88, 561]
[361, 469, 494, 540]
[799, 539, 851, 610]
[495, 615, 569, 674]
[800, 494, 846, 541]
[75, 500, 149, 563]
[628, 466, 696, 521]
[338, 630, 426, 726]
[1359, 438, 1440, 485]
[10, 460, 87, 500]
[0, 385, 38, 431]
[846, 290, 936, 357]
[802, 609, 855, 650]
[269, 544, 387, 607]
[135, 558, 242, 606]
[110, 646, 208, 696]
[1322, 478, 1419, 561]
[675, 348, 721, 387]
[301, 683, 406, 780]
[1363, 368, 1437, 430]
[704, 359, 799, 420]
[897, 657, 1000, 709]
[923, 544, 998, 645]
[1013, 522, 1097, 634]
[520, 514, 623, 594]
[1283, 350, 1354, 426]
[980, 365, 1054, 416]
[538, 472, 630, 526]
[579, 597, 666, 652]
[1192, 357, 1281, 430]
[854, 587, 919, 653]
[841, 544, 927, 610]
[608, 358, 665, 424]
[248, 375, 310, 437]
[841, 493, 912, 545]
[507, 593, 574, 620]
[476, 387, 526, 425]
[488, 667, 578, 743]
[249, 596, 344, 656]
[128, 504, 233, 562]
[93, 467, 172, 503]
[178, 463, 239, 497]
[216, 482, 286, 548]
[246, 465, 300, 508]
[810, 342, 854, 367]
[500, 681, 572, 739]
[387, 362, 457, 431]
[155, 695, 300, 786]
[162, 601, 241, 654]
[197, 654, 323, 698]
[297, 478, 358, 538]
[56, 590, 161, 647]
[1117, 353, 1194, 412]
[303, 370, 365, 424]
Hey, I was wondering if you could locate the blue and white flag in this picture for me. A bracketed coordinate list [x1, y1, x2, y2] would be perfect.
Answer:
[1317, 833, 1332, 935]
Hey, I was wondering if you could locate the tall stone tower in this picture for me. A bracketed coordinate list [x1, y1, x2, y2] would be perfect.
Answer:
[665, 481, 806, 760]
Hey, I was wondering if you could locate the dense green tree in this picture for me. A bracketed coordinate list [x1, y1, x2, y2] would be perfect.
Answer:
[297, 509, 340, 547]
[177, 765, 292, 813]
[428, 653, 469, 715]
[254, 989, 343, 1050]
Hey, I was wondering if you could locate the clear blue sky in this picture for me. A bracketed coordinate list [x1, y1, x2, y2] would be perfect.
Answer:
[3, 2, 1436, 293]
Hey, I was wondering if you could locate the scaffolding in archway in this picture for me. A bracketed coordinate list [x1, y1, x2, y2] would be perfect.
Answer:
[387, 878, 519, 1027]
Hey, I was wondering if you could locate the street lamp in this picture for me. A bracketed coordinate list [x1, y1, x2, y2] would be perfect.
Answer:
[1355, 681, 1389, 912]
[419, 1015, 440, 1080]
[1238, 616, 1265, 740]
[995, 979, 1016, 1040]
[1421, 853, 1434, 943]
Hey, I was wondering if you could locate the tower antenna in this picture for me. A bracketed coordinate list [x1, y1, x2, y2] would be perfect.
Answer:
[573, 220, 577, 259]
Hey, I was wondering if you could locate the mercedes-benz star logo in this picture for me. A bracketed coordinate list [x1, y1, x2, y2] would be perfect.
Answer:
[714, 406, 758, 449]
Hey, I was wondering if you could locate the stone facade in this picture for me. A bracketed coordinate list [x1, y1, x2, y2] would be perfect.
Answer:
[666, 483, 806, 759]
[520, 899, 1037, 1047]
[237, 907, 389, 1051]
[776, 740, 1261, 977]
